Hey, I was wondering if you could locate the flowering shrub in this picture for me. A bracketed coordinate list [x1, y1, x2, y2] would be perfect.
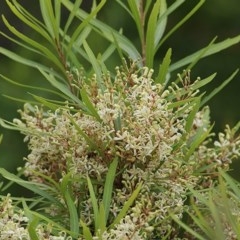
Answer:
[1, 0, 240, 239]
[1, 65, 239, 239]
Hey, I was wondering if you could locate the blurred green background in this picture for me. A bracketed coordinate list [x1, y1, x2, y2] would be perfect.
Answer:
[0, 0, 239, 183]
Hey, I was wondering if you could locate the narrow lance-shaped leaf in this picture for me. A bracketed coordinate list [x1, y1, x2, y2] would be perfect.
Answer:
[171, 213, 206, 240]
[156, 48, 172, 84]
[0, 30, 43, 56]
[63, 0, 83, 35]
[170, 35, 240, 72]
[64, 188, 79, 237]
[0, 168, 60, 206]
[0, 47, 63, 79]
[23, 200, 71, 235]
[12, 0, 47, 28]
[0, 73, 66, 99]
[80, 220, 93, 240]
[39, 0, 58, 40]
[67, 114, 101, 154]
[5, 0, 53, 44]
[98, 202, 106, 234]
[145, 0, 161, 68]
[102, 157, 118, 224]
[157, 0, 205, 49]
[154, 0, 167, 46]
[127, 0, 144, 43]
[184, 37, 217, 73]
[185, 97, 201, 133]
[30, 94, 76, 111]
[219, 168, 240, 200]
[83, 40, 104, 91]
[201, 69, 239, 107]
[38, 69, 85, 107]
[87, 176, 100, 232]
[67, 0, 106, 53]
[2, 15, 64, 72]
[110, 182, 142, 229]
[61, 0, 141, 61]
[116, 0, 133, 17]
[23, 201, 40, 240]
[185, 124, 214, 161]
[80, 86, 102, 122]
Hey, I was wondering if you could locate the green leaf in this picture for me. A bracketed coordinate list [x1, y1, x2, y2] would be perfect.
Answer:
[5, 0, 52, 44]
[102, 157, 118, 224]
[29, 94, 72, 110]
[0, 168, 60, 206]
[0, 74, 65, 99]
[31, 170, 61, 193]
[167, 72, 216, 102]
[110, 182, 142, 228]
[154, 0, 167, 46]
[0, 30, 43, 56]
[38, 69, 84, 107]
[82, 40, 103, 90]
[127, 0, 144, 43]
[116, 0, 132, 17]
[39, 0, 59, 40]
[80, 87, 101, 122]
[11, 0, 46, 29]
[2, 94, 39, 106]
[23, 200, 71, 235]
[98, 202, 106, 233]
[145, 0, 161, 68]
[67, 114, 100, 152]
[167, 97, 199, 110]
[185, 124, 213, 161]
[155, 48, 172, 84]
[219, 169, 240, 200]
[87, 176, 100, 232]
[65, 188, 79, 237]
[201, 69, 239, 106]
[190, 73, 216, 91]
[100, 43, 117, 64]
[54, 0, 61, 39]
[158, 0, 205, 49]
[171, 97, 202, 151]
[67, 0, 106, 53]
[185, 97, 201, 133]
[184, 37, 217, 72]
[170, 35, 240, 72]
[2, 15, 63, 72]
[80, 219, 93, 240]
[171, 212, 206, 240]
[24, 214, 39, 240]
[111, 31, 125, 65]
[61, 0, 141, 61]
[63, 0, 83, 35]
[0, 47, 62, 77]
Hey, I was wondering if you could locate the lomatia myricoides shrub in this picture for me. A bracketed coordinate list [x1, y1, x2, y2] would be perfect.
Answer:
[1, 0, 240, 239]
[1, 64, 239, 239]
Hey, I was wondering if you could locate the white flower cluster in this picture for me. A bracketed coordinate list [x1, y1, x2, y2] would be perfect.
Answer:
[11, 66, 240, 239]
[101, 215, 143, 240]
[0, 195, 29, 240]
[0, 195, 73, 240]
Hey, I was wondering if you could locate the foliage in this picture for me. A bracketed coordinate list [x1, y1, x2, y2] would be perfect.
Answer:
[0, 0, 240, 239]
